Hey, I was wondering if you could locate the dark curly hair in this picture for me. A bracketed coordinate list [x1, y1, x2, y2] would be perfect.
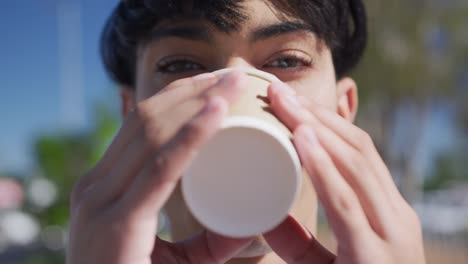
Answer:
[101, 0, 367, 88]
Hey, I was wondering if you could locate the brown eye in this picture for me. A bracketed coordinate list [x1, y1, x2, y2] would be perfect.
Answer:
[157, 59, 205, 74]
[265, 56, 313, 69]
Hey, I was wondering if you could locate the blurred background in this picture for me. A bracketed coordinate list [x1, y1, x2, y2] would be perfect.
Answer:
[0, 0, 466, 263]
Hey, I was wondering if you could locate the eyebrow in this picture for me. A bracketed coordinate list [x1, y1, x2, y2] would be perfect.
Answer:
[148, 21, 314, 44]
[250, 21, 314, 42]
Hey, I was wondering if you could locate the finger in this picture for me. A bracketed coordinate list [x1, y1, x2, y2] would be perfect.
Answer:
[269, 81, 402, 206]
[144, 72, 220, 112]
[118, 96, 228, 218]
[264, 215, 335, 264]
[267, 81, 311, 131]
[80, 131, 150, 212]
[300, 102, 404, 205]
[152, 232, 253, 264]
[71, 75, 219, 202]
[269, 82, 396, 237]
[154, 70, 247, 142]
[294, 125, 375, 244]
[82, 72, 247, 211]
[71, 110, 142, 204]
[310, 121, 395, 238]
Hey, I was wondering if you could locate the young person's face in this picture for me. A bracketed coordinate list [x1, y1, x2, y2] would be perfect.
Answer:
[121, 0, 358, 262]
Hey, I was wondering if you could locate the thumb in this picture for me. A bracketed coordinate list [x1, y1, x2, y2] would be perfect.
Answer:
[153, 231, 253, 264]
[264, 215, 335, 264]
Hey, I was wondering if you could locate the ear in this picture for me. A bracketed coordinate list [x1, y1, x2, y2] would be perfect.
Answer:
[336, 77, 358, 122]
[120, 87, 136, 118]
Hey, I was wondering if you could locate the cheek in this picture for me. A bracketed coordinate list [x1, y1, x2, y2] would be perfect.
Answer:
[288, 77, 337, 110]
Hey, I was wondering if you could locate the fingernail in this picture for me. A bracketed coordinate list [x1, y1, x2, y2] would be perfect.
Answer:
[193, 72, 216, 80]
[202, 96, 226, 114]
[217, 71, 246, 92]
[268, 82, 278, 94]
[201, 97, 220, 114]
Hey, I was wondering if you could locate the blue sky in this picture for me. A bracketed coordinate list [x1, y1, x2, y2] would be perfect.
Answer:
[0, 0, 460, 176]
[0, 0, 119, 173]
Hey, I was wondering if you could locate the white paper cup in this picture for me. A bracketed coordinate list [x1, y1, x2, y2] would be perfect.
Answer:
[182, 68, 302, 238]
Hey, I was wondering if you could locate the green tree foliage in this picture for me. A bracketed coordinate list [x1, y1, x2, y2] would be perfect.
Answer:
[424, 151, 468, 191]
[24, 105, 120, 263]
[34, 133, 92, 226]
[356, 1, 468, 102]
[33, 106, 119, 226]
[353, 0, 468, 200]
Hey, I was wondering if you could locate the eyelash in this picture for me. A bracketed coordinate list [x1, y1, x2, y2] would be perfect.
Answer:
[264, 53, 314, 70]
[156, 54, 314, 74]
[156, 56, 206, 74]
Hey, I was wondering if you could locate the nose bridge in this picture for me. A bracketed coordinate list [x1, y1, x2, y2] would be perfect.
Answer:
[222, 56, 253, 70]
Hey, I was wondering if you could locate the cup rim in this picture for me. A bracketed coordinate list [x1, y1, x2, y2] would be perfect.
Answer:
[211, 67, 280, 83]
[182, 116, 302, 238]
